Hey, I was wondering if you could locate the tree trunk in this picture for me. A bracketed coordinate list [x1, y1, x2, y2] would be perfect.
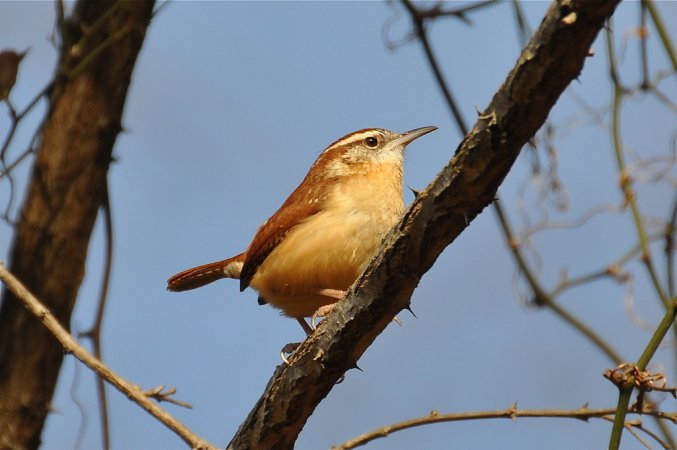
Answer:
[0, 2, 155, 448]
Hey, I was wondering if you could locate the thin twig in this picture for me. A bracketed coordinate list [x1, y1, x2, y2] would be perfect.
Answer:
[606, 23, 668, 307]
[642, 0, 677, 72]
[79, 181, 114, 450]
[333, 404, 677, 450]
[510, 0, 532, 47]
[551, 232, 663, 297]
[401, 0, 469, 137]
[639, 1, 650, 89]
[666, 192, 677, 298]
[412, 0, 498, 25]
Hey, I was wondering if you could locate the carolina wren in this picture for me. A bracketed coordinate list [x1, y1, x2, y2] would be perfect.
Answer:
[167, 126, 437, 332]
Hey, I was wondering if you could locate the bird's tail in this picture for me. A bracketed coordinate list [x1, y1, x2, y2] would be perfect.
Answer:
[167, 252, 245, 292]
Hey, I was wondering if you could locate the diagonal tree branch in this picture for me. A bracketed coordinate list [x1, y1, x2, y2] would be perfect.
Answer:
[228, 1, 621, 449]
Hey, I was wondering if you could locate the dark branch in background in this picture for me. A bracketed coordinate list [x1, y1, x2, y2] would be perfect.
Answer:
[227, 1, 620, 449]
[667, 191, 677, 298]
[0, 81, 53, 222]
[78, 181, 114, 450]
[407, 0, 498, 25]
[400, 0, 472, 136]
[0, 1, 155, 448]
[511, 0, 533, 47]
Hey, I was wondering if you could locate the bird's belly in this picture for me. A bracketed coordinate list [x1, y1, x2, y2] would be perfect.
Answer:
[249, 206, 400, 317]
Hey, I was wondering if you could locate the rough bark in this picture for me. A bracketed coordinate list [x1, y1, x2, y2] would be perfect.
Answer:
[0, 2, 155, 449]
[227, 1, 621, 449]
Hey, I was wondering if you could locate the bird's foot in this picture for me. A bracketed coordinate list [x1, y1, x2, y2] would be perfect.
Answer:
[280, 341, 301, 364]
[311, 303, 337, 329]
[309, 288, 348, 329]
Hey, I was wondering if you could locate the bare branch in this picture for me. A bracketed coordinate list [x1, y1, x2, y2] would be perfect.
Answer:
[333, 404, 677, 450]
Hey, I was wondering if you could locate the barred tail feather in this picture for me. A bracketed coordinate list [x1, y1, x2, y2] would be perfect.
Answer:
[167, 252, 245, 292]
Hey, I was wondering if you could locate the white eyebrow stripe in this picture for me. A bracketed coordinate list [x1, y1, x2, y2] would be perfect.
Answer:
[323, 129, 384, 152]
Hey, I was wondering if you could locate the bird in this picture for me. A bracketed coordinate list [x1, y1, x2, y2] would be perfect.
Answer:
[167, 126, 437, 334]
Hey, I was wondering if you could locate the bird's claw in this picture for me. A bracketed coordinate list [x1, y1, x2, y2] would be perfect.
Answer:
[280, 341, 301, 364]
[310, 303, 336, 329]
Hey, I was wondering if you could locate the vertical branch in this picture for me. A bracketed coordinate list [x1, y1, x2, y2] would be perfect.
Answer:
[605, 23, 668, 307]
[641, 0, 677, 72]
[639, 1, 650, 89]
[666, 193, 677, 298]
[79, 181, 114, 450]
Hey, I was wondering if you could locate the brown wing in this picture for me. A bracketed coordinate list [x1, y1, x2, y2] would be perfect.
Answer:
[239, 176, 328, 291]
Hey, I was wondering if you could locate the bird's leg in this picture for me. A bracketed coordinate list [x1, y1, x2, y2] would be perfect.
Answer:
[297, 317, 313, 335]
[282, 290, 346, 362]
[311, 288, 403, 329]
[316, 288, 347, 300]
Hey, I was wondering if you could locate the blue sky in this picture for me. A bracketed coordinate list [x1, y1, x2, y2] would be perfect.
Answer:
[2, 2, 677, 449]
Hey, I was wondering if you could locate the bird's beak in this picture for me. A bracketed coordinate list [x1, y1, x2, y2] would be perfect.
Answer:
[394, 126, 438, 147]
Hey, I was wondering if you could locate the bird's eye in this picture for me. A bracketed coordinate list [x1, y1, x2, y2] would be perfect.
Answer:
[364, 136, 379, 148]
